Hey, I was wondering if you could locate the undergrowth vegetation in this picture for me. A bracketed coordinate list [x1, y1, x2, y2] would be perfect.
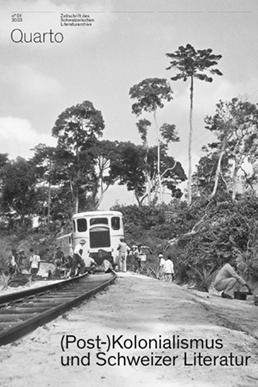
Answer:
[1, 192, 258, 292]
[113, 192, 258, 289]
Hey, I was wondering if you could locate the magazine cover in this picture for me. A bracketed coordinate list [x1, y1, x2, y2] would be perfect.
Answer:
[0, 1, 258, 386]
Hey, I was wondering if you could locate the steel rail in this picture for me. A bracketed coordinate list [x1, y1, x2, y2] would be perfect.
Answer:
[0, 272, 116, 346]
[0, 272, 89, 305]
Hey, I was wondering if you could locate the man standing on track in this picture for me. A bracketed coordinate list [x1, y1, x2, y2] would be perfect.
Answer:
[70, 239, 86, 277]
[117, 238, 130, 272]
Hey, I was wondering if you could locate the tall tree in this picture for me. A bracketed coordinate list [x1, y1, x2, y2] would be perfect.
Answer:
[31, 144, 57, 223]
[129, 78, 173, 203]
[136, 119, 152, 203]
[0, 157, 38, 225]
[205, 97, 258, 199]
[88, 140, 121, 209]
[110, 142, 146, 205]
[110, 142, 186, 205]
[135, 119, 180, 204]
[52, 100, 105, 213]
[166, 44, 222, 205]
[192, 150, 231, 198]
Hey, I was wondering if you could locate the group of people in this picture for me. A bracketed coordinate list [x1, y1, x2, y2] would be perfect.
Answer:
[158, 250, 252, 299]
[48, 238, 142, 276]
[8, 248, 41, 277]
[158, 253, 175, 282]
[56, 237, 133, 277]
[158, 251, 252, 298]
[68, 239, 114, 278]
[8, 237, 250, 300]
[116, 238, 176, 279]
[116, 239, 148, 273]
[116, 238, 176, 281]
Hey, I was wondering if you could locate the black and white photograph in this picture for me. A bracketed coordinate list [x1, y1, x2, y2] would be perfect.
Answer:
[0, 1, 258, 386]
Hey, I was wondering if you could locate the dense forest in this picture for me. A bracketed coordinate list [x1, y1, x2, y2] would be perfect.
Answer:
[1, 44, 258, 289]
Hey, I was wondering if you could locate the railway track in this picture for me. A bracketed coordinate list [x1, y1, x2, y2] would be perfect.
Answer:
[0, 272, 116, 346]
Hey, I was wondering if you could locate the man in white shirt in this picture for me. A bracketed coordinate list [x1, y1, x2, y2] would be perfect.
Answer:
[117, 238, 130, 272]
[164, 255, 174, 282]
[70, 239, 86, 277]
[29, 248, 41, 276]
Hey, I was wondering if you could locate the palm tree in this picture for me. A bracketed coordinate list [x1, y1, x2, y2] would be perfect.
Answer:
[166, 44, 222, 205]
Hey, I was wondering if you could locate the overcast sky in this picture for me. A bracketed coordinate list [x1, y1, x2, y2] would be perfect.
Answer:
[1, 0, 258, 209]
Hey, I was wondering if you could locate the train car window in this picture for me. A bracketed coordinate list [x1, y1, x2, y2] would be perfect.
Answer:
[77, 218, 87, 232]
[111, 216, 120, 230]
[90, 217, 108, 225]
[90, 227, 110, 248]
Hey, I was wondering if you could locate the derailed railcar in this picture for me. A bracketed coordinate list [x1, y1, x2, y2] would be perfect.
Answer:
[72, 211, 124, 267]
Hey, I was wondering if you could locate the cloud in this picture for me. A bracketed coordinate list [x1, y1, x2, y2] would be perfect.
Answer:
[0, 64, 63, 98]
[0, 116, 57, 160]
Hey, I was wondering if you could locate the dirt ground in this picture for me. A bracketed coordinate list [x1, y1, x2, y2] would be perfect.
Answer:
[0, 272, 258, 387]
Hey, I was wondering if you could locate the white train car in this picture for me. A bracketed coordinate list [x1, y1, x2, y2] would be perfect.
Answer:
[72, 210, 124, 267]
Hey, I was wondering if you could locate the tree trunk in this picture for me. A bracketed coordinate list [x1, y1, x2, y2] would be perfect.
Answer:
[211, 136, 227, 198]
[47, 160, 52, 223]
[231, 158, 238, 201]
[75, 194, 79, 213]
[231, 139, 242, 201]
[135, 187, 142, 206]
[47, 180, 51, 223]
[188, 76, 194, 206]
[144, 147, 151, 205]
[154, 109, 162, 203]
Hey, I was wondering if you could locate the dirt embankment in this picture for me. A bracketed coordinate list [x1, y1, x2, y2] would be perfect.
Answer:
[0, 272, 258, 387]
